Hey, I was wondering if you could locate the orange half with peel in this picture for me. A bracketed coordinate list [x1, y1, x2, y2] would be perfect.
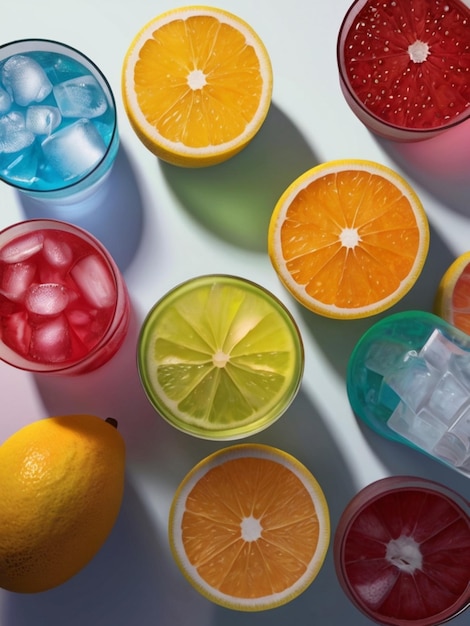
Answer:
[121, 5, 273, 167]
[168, 443, 330, 611]
[268, 159, 430, 319]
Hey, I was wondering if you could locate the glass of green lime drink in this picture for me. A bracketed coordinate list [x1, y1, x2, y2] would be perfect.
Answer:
[137, 274, 304, 440]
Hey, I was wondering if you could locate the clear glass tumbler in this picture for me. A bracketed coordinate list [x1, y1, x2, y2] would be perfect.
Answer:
[0, 219, 130, 374]
[0, 39, 118, 203]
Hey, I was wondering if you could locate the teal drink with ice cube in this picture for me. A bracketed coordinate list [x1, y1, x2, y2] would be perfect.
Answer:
[0, 39, 118, 202]
[347, 310, 470, 478]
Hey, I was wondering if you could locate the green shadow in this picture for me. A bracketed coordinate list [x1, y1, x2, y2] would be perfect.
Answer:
[159, 102, 319, 252]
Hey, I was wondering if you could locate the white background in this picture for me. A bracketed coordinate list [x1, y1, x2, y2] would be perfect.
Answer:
[0, 1, 469, 625]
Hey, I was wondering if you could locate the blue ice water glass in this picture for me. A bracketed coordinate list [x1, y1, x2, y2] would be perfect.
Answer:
[347, 310, 470, 478]
[0, 39, 118, 204]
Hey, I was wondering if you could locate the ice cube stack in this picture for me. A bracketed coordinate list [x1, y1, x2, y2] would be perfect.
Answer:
[0, 50, 114, 190]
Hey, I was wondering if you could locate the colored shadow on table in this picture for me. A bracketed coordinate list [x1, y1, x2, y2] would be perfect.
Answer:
[160, 102, 319, 253]
[18, 142, 144, 273]
[376, 118, 470, 217]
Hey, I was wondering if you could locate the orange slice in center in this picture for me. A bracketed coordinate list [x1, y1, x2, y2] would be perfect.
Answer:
[268, 159, 430, 319]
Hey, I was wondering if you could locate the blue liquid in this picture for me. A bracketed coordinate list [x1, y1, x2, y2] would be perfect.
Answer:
[0, 50, 116, 193]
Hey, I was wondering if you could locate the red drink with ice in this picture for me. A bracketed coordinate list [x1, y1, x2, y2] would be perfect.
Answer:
[0, 219, 130, 374]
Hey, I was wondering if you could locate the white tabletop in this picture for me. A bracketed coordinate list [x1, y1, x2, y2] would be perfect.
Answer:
[1, 1, 469, 625]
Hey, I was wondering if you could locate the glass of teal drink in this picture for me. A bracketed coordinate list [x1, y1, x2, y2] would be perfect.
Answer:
[0, 39, 118, 203]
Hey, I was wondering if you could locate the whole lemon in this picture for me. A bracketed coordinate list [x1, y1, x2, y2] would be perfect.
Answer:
[0, 414, 126, 593]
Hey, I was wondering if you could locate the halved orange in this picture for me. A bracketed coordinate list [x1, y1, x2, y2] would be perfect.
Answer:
[121, 5, 273, 167]
[435, 251, 470, 335]
[168, 443, 330, 611]
[268, 159, 430, 319]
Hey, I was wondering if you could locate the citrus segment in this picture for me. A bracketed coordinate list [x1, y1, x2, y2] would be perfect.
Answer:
[122, 6, 273, 166]
[0, 414, 125, 593]
[137, 275, 303, 440]
[334, 477, 470, 626]
[268, 160, 429, 319]
[337, 0, 470, 140]
[169, 443, 330, 610]
[435, 251, 470, 335]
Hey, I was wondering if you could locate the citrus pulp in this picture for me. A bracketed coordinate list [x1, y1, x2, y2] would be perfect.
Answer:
[334, 476, 470, 626]
[137, 275, 304, 440]
[435, 251, 470, 335]
[268, 159, 429, 319]
[169, 443, 330, 611]
[337, 0, 470, 140]
[122, 5, 273, 166]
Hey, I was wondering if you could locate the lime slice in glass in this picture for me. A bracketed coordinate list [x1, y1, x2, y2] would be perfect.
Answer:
[137, 274, 304, 440]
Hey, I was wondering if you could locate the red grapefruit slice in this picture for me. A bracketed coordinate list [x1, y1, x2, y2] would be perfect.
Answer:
[337, 0, 470, 140]
[334, 477, 470, 626]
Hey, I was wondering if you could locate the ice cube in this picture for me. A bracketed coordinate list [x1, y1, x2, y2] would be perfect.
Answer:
[418, 329, 467, 370]
[26, 105, 61, 135]
[0, 231, 44, 263]
[53, 74, 108, 118]
[434, 405, 470, 467]
[25, 283, 70, 316]
[0, 111, 35, 153]
[364, 340, 411, 377]
[1, 144, 40, 184]
[42, 235, 73, 268]
[1, 54, 53, 106]
[0, 261, 36, 301]
[1, 310, 31, 356]
[40, 118, 106, 180]
[426, 371, 468, 425]
[388, 403, 449, 452]
[70, 254, 115, 308]
[383, 356, 437, 413]
[433, 432, 468, 468]
[29, 315, 71, 363]
[0, 87, 12, 114]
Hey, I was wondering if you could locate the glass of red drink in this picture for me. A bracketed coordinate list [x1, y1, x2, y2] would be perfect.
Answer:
[334, 476, 470, 626]
[337, 0, 470, 142]
[0, 219, 130, 374]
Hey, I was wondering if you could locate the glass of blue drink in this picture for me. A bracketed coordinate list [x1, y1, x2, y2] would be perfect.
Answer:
[0, 39, 118, 204]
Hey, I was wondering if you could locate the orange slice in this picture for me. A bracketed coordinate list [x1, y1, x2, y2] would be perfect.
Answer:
[168, 443, 330, 611]
[268, 159, 430, 319]
[121, 5, 273, 167]
[434, 251, 470, 334]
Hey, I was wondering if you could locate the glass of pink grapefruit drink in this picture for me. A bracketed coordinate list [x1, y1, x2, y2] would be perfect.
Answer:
[334, 476, 470, 626]
[0, 219, 130, 374]
[337, 0, 470, 141]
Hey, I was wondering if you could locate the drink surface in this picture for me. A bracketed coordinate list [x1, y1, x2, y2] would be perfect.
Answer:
[0, 227, 117, 366]
[0, 50, 115, 191]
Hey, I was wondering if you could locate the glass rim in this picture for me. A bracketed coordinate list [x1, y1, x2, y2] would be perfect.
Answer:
[0, 218, 123, 373]
[336, 0, 470, 138]
[334, 475, 470, 626]
[0, 37, 118, 195]
[137, 273, 305, 440]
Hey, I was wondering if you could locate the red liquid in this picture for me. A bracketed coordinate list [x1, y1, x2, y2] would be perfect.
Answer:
[0, 223, 129, 373]
[334, 477, 470, 626]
